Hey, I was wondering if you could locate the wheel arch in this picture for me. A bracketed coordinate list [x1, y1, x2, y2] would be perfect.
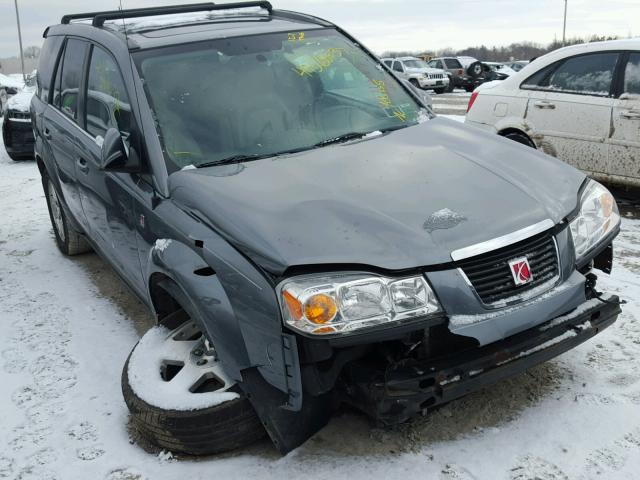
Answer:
[498, 127, 536, 147]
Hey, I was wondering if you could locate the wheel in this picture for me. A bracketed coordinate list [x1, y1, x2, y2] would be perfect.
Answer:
[43, 175, 92, 255]
[122, 310, 265, 455]
[502, 131, 536, 148]
[8, 151, 29, 161]
[433, 87, 446, 94]
[446, 80, 455, 93]
[466, 61, 483, 78]
[464, 85, 475, 93]
[409, 78, 420, 89]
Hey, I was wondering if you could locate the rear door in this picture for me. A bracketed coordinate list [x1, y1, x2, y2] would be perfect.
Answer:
[609, 51, 640, 183]
[523, 51, 618, 175]
[42, 37, 90, 230]
[74, 43, 145, 290]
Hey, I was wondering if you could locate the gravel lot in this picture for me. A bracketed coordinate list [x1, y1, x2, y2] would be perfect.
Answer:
[1, 121, 639, 479]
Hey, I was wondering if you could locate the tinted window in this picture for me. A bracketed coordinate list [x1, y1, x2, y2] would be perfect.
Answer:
[392, 61, 403, 72]
[444, 58, 462, 69]
[86, 46, 132, 139]
[623, 52, 640, 95]
[58, 39, 88, 122]
[383, 60, 392, 68]
[37, 36, 63, 102]
[52, 43, 65, 109]
[547, 52, 618, 96]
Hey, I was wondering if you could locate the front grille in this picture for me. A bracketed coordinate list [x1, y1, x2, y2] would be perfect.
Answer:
[457, 231, 559, 305]
[428, 73, 444, 79]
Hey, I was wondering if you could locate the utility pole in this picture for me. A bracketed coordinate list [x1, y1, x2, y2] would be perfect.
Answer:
[14, 0, 26, 82]
[562, 0, 568, 46]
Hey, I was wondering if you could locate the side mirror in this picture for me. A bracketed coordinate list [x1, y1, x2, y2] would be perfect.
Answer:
[100, 127, 140, 172]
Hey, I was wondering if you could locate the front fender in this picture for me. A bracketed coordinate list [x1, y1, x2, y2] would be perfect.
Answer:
[144, 221, 301, 409]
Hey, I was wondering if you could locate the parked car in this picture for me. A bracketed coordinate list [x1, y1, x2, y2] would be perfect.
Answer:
[2, 75, 36, 160]
[35, 1, 622, 456]
[0, 73, 23, 116]
[507, 60, 529, 72]
[466, 39, 640, 188]
[484, 62, 517, 80]
[428, 56, 486, 91]
[382, 56, 449, 93]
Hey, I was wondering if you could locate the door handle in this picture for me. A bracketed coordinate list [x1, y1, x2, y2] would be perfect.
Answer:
[43, 127, 52, 140]
[76, 157, 89, 174]
[621, 110, 640, 120]
[533, 101, 556, 110]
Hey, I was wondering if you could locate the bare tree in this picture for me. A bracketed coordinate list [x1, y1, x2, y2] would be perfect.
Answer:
[23, 46, 41, 59]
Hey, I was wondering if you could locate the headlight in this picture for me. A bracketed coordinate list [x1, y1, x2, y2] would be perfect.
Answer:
[569, 180, 620, 262]
[278, 273, 441, 335]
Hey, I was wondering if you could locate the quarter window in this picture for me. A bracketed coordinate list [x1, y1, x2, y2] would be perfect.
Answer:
[58, 38, 88, 122]
[392, 61, 403, 72]
[623, 53, 640, 95]
[86, 45, 132, 139]
[546, 52, 618, 96]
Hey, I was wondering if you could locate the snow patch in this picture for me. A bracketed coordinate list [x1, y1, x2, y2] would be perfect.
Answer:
[127, 326, 239, 411]
[153, 239, 172, 252]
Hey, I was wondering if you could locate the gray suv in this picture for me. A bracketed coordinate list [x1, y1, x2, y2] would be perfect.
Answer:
[429, 56, 487, 92]
[33, 1, 622, 456]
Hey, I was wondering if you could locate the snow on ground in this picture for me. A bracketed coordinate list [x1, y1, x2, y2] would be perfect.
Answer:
[1, 129, 640, 480]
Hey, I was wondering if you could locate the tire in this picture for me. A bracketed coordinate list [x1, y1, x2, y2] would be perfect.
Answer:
[43, 174, 92, 256]
[446, 80, 455, 93]
[502, 131, 536, 148]
[466, 61, 483, 78]
[122, 312, 265, 455]
[409, 78, 420, 89]
[433, 87, 446, 94]
[464, 85, 475, 93]
[8, 151, 25, 162]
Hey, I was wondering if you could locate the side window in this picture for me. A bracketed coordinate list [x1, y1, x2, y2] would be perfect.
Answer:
[52, 43, 65, 109]
[58, 38, 88, 122]
[444, 59, 462, 69]
[546, 52, 618, 96]
[383, 60, 392, 68]
[37, 36, 63, 102]
[623, 52, 640, 95]
[86, 45, 132, 139]
[392, 61, 403, 72]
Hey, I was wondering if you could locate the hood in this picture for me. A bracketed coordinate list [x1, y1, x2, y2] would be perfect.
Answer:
[406, 67, 443, 75]
[169, 118, 585, 275]
[7, 86, 35, 112]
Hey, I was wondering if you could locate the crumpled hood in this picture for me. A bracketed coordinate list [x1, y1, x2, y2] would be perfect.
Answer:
[169, 118, 585, 275]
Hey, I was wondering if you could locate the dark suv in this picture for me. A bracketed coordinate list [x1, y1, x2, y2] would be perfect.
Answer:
[33, 1, 622, 456]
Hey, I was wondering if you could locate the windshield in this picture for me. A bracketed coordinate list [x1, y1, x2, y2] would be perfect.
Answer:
[402, 59, 428, 69]
[134, 28, 428, 170]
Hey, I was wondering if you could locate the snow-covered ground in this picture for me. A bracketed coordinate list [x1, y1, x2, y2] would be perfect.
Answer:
[1, 126, 639, 480]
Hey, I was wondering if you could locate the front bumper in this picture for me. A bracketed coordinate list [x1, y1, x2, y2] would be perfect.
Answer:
[342, 295, 620, 425]
[2, 117, 34, 156]
[418, 77, 450, 89]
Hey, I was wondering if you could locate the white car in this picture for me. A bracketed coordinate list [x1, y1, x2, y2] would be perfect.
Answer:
[381, 57, 450, 94]
[465, 39, 640, 187]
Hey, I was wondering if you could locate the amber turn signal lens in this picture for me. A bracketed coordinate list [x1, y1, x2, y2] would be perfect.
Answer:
[304, 294, 337, 324]
[282, 290, 303, 321]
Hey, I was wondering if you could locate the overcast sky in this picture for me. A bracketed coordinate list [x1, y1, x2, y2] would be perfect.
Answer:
[0, 0, 638, 58]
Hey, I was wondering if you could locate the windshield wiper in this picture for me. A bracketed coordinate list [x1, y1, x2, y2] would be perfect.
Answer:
[311, 131, 371, 148]
[195, 153, 274, 169]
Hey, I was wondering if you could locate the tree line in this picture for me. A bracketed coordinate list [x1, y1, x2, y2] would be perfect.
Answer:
[382, 35, 624, 62]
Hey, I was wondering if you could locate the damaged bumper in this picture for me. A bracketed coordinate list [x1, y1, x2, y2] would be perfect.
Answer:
[341, 295, 620, 425]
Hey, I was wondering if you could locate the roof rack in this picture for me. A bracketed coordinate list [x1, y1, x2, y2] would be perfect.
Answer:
[61, 3, 215, 25]
[60, 1, 273, 28]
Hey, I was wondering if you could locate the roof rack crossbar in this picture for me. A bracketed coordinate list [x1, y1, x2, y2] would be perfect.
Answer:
[91, 1, 272, 27]
[61, 3, 215, 25]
